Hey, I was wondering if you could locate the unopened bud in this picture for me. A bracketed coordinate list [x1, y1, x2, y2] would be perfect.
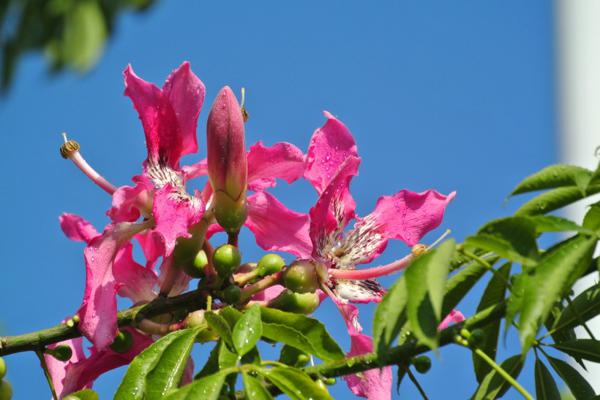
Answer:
[412, 356, 432, 374]
[45, 345, 73, 362]
[207, 86, 248, 232]
[269, 289, 320, 314]
[256, 254, 286, 276]
[213, 244, 242, 277]
[110, 330, 133, 354]
[282, 260, 319, 293]
[185, 310, 218, 342]
[181, 249, 209, 278]
[222, 285, 242, 304]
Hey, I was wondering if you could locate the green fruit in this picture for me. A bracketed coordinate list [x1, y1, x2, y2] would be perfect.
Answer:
[256, 254, 285, 276]
[46, 345, 72, 361]
[222, 285, 242, 304]
[110, 330, 133, 354]
[324, 377, 336, 385]
[185, 311, 218, 342]
[0, 380, 12, 400]
[269, 289, 320, 314]
[213, 244, 242, 277]
[296, 354, 310, 367]
[467, 329, 485, 348]
[182, 250, 209, 278]
[282, 260, 319, 293]
[412, 356, 431, 374]
[0, 358, 5, 379]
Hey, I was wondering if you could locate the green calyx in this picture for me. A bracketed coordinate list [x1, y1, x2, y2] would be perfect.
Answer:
[45, 345, 73, 361]
[256, 254, 286, 276]
[110, 330, 133, 354]
[213, 244, 242, 277]
[269, 289, 320, 314]
[282, 260, 320, 293]
[212, 191, 248, 233]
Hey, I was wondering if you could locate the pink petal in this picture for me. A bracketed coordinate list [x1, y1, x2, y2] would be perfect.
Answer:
[59, 214, 99, 244]
[152, 185, 204, 257]
[247, 141, 305, 191]
[124, 63, 205, 169]
[367, 189, 456, 247]
[309, 157, 359, 257]
[252, 285, 286, 302]
[344, 332, 392, 400]
[334, 279, 386, 304]
[107, 176, 153, 223]
[438, 309, 465, 330]
[182, 158, 208, 181]
[305, 111, 358, 194]
[246, 192, 312, 258]
[158, 255, 191, 296]
[78, 223, 146, 350]
[60, 328, 153, 397]
[113, 243, 158, 303]
[45, 338, 86, 399]
[135, 230, 164, 269]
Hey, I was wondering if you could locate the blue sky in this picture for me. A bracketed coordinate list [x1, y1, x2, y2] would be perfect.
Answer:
[0, 1, 556, 398]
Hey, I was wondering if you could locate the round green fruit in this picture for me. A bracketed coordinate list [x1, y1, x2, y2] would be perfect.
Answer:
[185, 311, 218, 342]
[0, 358, 5, 379]
[256, 254, 285, 276]
[182, 249, 209, 278]
[0, 380, 12, 400]
[110, 330, 133, 354]
[213, 245, 242, 277]
[47, 345, 73, 361]
[222, 285, 242, 304]
[412, 356, 432, 374]
[269, 289, 320, 314]
[282, 260, 319, 293]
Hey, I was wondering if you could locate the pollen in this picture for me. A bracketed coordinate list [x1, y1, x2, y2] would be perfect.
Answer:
[60, 139, 80, 159]
[411, 243, 427, 256]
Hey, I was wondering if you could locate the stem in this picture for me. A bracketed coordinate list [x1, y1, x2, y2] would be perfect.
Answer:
[330, 253, 413, 280]
[36, 349, 58, 400]
[406, 368, 429, 400]
[471, 348, 532, 400]
[460, 249, 512, 288]
[0, 289, 206, 356]
[239, 272, 282, 302]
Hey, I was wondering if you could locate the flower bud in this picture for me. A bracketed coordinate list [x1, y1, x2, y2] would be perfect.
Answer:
[269, 289, 320, 314]
[110, 330, 133, 354]
[185, 310, 218, 342]
[222, 285, 242, 304]
[213, 244, 242, 277]
[207, 86, 248, 232]
[412, 355, 432, 374]
[45, 345, 73, 362]
[256, 254, 286, 277]
[181, 249, 209, 279]
[0, 358, 5, 379]
[0, 380, 12, 400]
[282, 260, 319, 293]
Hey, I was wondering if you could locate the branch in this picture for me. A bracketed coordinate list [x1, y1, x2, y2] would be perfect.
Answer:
[0, 289, 207, 356]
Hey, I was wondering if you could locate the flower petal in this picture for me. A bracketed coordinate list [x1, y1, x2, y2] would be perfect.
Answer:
[182, 158, 208, 181]
[45, 338, 86, 398]
[309, 157, 359, 257]
[333, 279, 385, 304]
[59, 214, 99, 244]
[107, 176, 153, 223]
[158, 255, 191, 296]
[344, 332, 392, 400]
[247, 141, 305, 191]
[152, 185, 204, 257]
[252, 285, 286, 302]
[78, 223, 146, 350]
[246, 192, 312, 258]
[305, 111, 358, 194]
[367, 189, 456, 247]
[439, 309, 465, 330]
[60, 328, 153, 397]
[124, 63, 205, 169]
[113, 243, 158, 303]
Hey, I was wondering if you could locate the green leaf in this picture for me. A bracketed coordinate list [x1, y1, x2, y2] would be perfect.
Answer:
[472, 263, 511, 383]
[373, 275, 408, 351]
[405, 240, 455, 350]
[205, 311, 234, 348]
[259, 367, 333, 400]
[553, 283, 600, 334]
[546, 355, 595, 400]
[232, 304, 263, 356]
[583, 202, 600, 232]
[535, 359, 561, 400]
[465, 217, 538, 266]
[505, 273, 526, 338]
[115, 328, 199, 400]
[519, 235, 597, 351]
[515, 186, 600, 216]
[472, 355, 524, 400]
[61, 1, 107, 71]
[64, 389, 99, 400]
[260, 308, 344, 361]
[511, 165, 592, 195]
[243, 373, 274, 400]
[164, 371, 230, 400]
[279, 345, 309, 367]
[442, 258, 491, 318]
[528, 215, 588, 235]
[552, 339, 600, 363]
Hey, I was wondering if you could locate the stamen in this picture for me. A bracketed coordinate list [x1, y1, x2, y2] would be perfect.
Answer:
[240, 87, 249, 122]
[329, 229, 452, 280]
[60, 133, 117, 195]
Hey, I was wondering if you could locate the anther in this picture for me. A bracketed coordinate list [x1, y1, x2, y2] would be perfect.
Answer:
[60, 133, 81, 159]
[411, 244, 427, 257]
